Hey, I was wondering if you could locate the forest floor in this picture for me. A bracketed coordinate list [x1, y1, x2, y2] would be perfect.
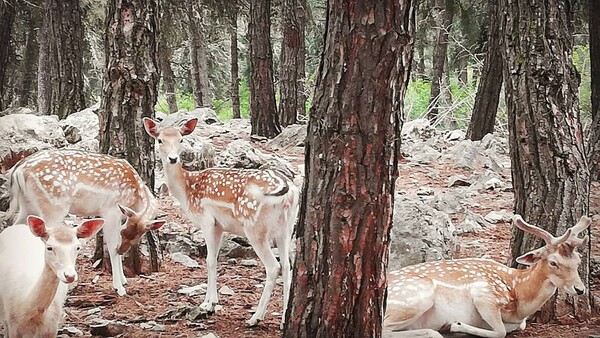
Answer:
[60, 127, 600, 338]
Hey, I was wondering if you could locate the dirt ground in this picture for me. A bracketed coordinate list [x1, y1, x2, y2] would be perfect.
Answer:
[59, 130, 600, 338]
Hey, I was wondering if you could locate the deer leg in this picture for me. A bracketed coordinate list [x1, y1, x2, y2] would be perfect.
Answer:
[102, 213, 126, 296]
[276, 229, 292, 330]
[200, 218, 222, 312]
[382, 329, 444, 338]
[448, 296, 506, 338]
[247, 237, 280, 327]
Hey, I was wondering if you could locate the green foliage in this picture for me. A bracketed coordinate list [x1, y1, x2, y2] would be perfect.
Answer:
[404, 80, 431, 120]
[212, 79, 251, 120]
[573, 44, 591, 118]
[155, 91, 196, 114]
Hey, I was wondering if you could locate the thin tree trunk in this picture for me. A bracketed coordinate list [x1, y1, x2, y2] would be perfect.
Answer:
[589, 0, 600, 181]
[427, 0, 454, 121]
[457, 51, 468, 85]
[501, 0, 590, 321]
[230, 9, 241, 119]
[187, 2, 211, 108]
[98, 0, 161, 275]
[19, 7, 40, 108]
[283, 0, 416, 336]
[466, 0, 503, 141]
[37, 0, 86, 118]
[249, 0, 281, 137]
[0, 0, 15, 111]
[278, 0, 307, 127]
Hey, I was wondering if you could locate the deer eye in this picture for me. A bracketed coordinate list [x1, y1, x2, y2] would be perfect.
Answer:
[76, 246, 81, 251]
[46, 247, 53, 251]
[549, 261, 558, 268]
[158, 139, 163, 144]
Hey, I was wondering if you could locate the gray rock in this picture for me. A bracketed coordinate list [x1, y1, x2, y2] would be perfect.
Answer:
[389, 196, 456, 270]
[403, 142, 442, 164]
[416, 187, 434, 196]
[59, 104, 100, 152]
[0, 174, 9, 212]
[219, 285, 235, 295]
[447, 175, 472, 187]
[241, 259, 259, 267]
[170, 252, 200, 268]
[58, 326, 84, 336]
[455, 211, 493, 235]
[0, 106, 39, 117]
[268, 124, 307, 149]
[159, 108, 220, 127]
[483, 178, 505, 190]
[444, 140, 484, 170]
[446, 129, 465, 141]
[0, 114, 66, 172]
[139, 321, 165, 332]
[178, 284, 207, 296]
[62, 125, 82, 144]
[402, 119, 434, 140]
[218, 139, 296, 179]
[199, 333, 219, 338]
[484, 210, 513, 224]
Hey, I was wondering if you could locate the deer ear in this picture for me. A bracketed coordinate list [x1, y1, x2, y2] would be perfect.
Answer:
[143, 117, 160, 138]
[118, 204, 137, 218]
[146, 220, 166, 231]
[77, 218, 105, 239]
[27, 215, 48, 239]
[180, 118, 198, 136]
[516, 247, 544, 266]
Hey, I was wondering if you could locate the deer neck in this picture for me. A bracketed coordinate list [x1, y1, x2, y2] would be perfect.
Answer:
[513, 263, 556, 318]
[24, 263, 60, 318]
[163, 161, 190, 211]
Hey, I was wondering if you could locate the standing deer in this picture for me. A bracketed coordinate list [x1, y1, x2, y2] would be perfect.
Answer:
[143, 117, 300, 327]
[6, 149, 166, 296]
[0, 216, 104, 337]
[384, 215, 591, 338]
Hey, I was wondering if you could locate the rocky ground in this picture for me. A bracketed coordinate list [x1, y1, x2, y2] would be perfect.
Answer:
[1, 109, 599, 337]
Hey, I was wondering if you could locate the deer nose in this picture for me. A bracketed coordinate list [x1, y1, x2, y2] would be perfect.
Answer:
[64, 273, 76, 284]
[168, 156, 178, 164]
[575, 286, 585, 295]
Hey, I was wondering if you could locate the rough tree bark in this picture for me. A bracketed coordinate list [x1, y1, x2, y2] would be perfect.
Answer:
[0, 0, 16, 110]
[230, 8, 241, 119]
[18, 5, 40, 108]
[187, 1, 211, 108]
[589, 0, 600, 181]
[249, 0, 281, 138]
[98, 0, 161, 275]
[159, 1, 178, 114]
[283, 0, 416, 336]
[279, 0, 307, 126]
[427, 0, 454, 121]
[37, 0, 86, 118]
[466, 0, 503, 141]
[501, 0, 591, 321]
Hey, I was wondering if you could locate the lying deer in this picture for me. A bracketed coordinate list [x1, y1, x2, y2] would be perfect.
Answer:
[143, 117, 300, 327]
[0, 216, 104, 337]
[384, 215, 591, 338]
[6, 149, 166, 296]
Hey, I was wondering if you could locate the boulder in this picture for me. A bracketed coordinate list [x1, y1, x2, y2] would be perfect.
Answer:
[218, 139, 296, 179]
[268, 124, 307, 150]
[59, 104, 101, 152]
[0, 114, 66, 172]
[0, 106, 39, 117]
[389, 196, 456, 270]
[443, 139, 485, 171]
[402, 119, 435, 140]
[0, 175, 9, 212]
[401, 142, 442, 165]
[159, 108, 220, 127]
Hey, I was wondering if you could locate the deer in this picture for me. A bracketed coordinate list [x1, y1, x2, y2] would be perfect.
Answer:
[383, 215, 591, 338]
[143, 117, 300, 327]
[6, 149, 166, 296]
[0, 216, 104, 337]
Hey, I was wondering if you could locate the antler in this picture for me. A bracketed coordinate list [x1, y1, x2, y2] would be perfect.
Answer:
[512, 215, 572, 246]
[566, 216, 591, 247]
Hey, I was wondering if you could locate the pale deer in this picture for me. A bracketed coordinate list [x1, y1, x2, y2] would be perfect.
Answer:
[143, 117, 300, 327]
[6, 149, 166, 296]
[0, 216, 104, 337]
[384, 215, 591, 338]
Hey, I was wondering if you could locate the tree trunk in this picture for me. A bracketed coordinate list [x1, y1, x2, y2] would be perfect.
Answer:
[589, 0, 600, 181]
[249, 0, 281, 138]
[187, 1, 211, 108]
[427, 0, 454, 121]
[98, 0, 161, 275]
[0, 0, 16, 110]
[283, 0, 416, 336]
[501, 0, 591, 321]
[466, 0, 503, 141]
[457, 51, 468, 85]
[278, 0, 307, 127]
[18, 6, 40, 108]
[37, 0, 86, 118]
[230, 9, 241, 119]
[159, 4, 178, 114]
[416, 44, 426, 80]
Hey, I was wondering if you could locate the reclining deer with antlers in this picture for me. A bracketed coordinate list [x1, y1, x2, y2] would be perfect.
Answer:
[384, 215, 591, 338]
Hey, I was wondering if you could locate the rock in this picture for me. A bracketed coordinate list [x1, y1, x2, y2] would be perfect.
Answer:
[416, 187, 434, 196]
[59, 326, 84, 336]
[178, 284, 208, 296]
[89, 322, 129, 337]
[219, 285, 235, 296]
[179, 135, 216, 171]
[199, 333, 219, 338]
[483, 178, 504, 190]
[0, 212, 8, 232]
[62, 125, 82, 144]
[484, 210, 512, 224]
[403, 142, 442, 164]
[446, 129, 465, 141]
[0, 114, 66, 172]
[159, 108, 220, 127]
[0, 174, 10, 212]
[139, 321, 165, 332]
[444, 140, 484, 170]
[455, 211, 493, 235]
[218, 139, 296, 179]
[241, 259, 259, 267]
[447, 175, 472, 187]
[268, 124, 307, 149]
[59, 104, 100, 152]
[0, 106, 39, 117]
[388, 196, 456, 270]
[402, 119, 434, 140]
[170, 252, 200, 268]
